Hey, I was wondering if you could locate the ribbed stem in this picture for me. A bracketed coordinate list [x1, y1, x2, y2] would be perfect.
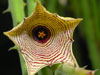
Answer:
[27, 0, 36, 16]
[8, 0, 25, 26]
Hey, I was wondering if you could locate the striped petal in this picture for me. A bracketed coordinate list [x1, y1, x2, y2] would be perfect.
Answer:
[4, 1, 82, 75]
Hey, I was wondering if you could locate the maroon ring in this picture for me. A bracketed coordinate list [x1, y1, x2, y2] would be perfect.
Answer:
[32, 25, 51, 43]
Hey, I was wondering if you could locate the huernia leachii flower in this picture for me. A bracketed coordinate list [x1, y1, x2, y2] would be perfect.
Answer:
[4, 1, 95, 75]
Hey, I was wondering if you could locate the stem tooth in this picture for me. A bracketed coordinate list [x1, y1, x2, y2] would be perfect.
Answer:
[2, 8, 10, 14]
[8, 46, 17, 51]
[83, 65, 88, 69]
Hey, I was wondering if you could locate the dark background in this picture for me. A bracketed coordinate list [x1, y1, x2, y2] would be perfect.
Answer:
[0, 0, 22, 75]
[0, 0, 94, 75]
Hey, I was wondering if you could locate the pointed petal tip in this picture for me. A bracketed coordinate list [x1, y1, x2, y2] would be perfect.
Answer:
[74, 18, 83, 27]
[36, 0, 42, 7]
[36, 0, 41, 4]
[3, 31, 12, 38]
[3, 31, 9, 36]
[3, 29, 15, 37]
[76, 18, 83, 22]
[35, 0, 45, 11]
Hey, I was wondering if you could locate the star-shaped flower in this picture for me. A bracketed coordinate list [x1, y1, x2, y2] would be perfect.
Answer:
[4, 1, 82, 75]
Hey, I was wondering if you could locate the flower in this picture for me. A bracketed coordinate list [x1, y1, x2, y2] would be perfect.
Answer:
[4, 1, 82, 75]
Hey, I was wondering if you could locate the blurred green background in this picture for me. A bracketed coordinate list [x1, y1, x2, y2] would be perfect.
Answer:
[0, 0, 100, 75]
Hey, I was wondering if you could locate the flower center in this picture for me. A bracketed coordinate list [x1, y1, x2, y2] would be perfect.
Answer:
[32, 26, 51, 43]
[38, 31, 46, 39]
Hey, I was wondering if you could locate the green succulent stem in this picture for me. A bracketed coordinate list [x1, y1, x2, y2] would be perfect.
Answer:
[8, 0, 25, 26]
[27, 0, 36, 16]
